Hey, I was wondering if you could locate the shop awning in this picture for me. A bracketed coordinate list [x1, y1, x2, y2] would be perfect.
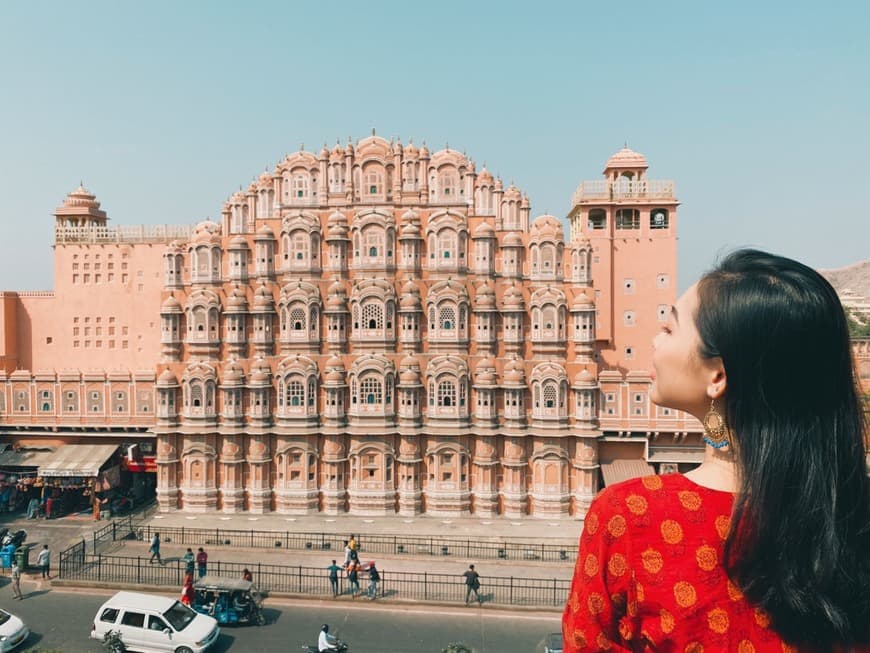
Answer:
[0, 448, 56, 470]
[600, 458, 655, 486]
[38, 444, 119, 478]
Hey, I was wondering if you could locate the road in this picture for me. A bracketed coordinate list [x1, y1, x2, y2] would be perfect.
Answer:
[1, 586, 562, 653]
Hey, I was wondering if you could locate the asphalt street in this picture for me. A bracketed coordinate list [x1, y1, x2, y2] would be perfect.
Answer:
[0, 586, 562, 653]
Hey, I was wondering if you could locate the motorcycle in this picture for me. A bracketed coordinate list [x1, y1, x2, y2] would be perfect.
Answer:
[1, 529, 26, 548]
[301, 638, 349, 653]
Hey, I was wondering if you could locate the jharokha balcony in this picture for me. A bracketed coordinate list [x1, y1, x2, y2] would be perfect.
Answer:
[571, 179, 675, 205]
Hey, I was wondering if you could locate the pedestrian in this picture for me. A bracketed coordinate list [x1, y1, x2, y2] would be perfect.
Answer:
[36, 544, 50, 580]
[183, 548, 195, 575]
[10, 560, 22, 599]
[44, 496, 53, 520]
[326, 559, 341, 597]
[462, 564, 482, 605]
[366, 561, 380, 600]
[196, 547, 208, 578]
[242, 567, 253, 582]
[342, 540, 351, 567]
[148, 532, 162, 564]
[181, 576, 194, 606]
[347, 560, 360, 597]
[348, 534, 358, 553]
[26, 497, 39, 519]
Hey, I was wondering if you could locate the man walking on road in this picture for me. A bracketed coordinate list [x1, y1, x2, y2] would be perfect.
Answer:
[463, 564, 482, 605]
[366, 561, 380, 600]
[196, 547, 208, 578]
[148, 533, 162, 564]
[327, 560, 341, 597]
[37, 544, 50, 579]
[10, 560, 22, 599]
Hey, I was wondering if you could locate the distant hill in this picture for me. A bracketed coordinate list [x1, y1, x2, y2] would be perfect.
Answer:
[820, 260, 870, 300]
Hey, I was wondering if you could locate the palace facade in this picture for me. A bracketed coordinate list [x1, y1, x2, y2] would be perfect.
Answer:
[0, 134, 703, 517]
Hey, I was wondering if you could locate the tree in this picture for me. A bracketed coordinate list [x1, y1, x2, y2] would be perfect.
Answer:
[845, 308, 870, 339]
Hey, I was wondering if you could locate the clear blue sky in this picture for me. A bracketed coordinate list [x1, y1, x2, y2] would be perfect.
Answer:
[1, 0, 867, 291]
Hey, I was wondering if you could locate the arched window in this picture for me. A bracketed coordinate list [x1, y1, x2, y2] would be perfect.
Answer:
[361, 376, 382, 405]
[286, 380, 304, 406]
[363, 303, 383, 330]
[437, 380, 456, 407]
[439, 306, 455, 331]
[650, 208, 669, 229]
[588, 209, 606, 230]
[293, 174, 309, 198]
[615, 208, 640, 229]
[292, 233, 308, 260]
[290, 307, 306, 331]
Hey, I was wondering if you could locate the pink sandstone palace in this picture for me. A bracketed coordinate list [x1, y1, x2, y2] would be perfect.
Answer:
[0, 134, 704, 518]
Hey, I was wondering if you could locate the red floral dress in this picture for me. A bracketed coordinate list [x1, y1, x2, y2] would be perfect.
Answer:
[562, 474, 842, 652]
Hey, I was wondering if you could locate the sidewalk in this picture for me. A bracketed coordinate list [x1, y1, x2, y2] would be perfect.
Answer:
[147, 511, 583, 544]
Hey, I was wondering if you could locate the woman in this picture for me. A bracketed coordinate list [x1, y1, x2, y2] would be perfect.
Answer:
[562, 250, 870, 652]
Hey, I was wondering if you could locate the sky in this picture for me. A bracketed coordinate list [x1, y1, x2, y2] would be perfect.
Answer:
[0, 0, 867, 291]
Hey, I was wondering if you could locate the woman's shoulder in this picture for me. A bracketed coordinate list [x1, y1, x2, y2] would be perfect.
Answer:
[590, 473, 732, 513]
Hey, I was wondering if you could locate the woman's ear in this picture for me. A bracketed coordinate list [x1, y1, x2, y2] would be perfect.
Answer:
[706, 357, 727, 400]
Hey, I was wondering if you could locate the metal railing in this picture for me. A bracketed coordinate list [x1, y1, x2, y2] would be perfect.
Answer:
[58, 554, 570, 608]
[133, 525, 577, 563]
[58, 539, 86, 575]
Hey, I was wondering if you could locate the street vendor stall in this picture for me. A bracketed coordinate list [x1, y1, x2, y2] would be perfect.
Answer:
[0, 445, 56, 515]
[36, 444, 120, 518]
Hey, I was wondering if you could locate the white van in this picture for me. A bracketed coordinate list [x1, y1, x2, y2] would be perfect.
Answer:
[91, 591, 219, 653]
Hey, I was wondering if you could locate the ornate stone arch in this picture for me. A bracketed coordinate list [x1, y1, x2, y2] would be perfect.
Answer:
[426, 355, 469, 416]
[280, 211, 321, 271]
[350, 278, 397, 341]
[185, 288, 222, 342]
[351, 209, 396, 267]
[426, 279, 469, 342]
[348, 354, 396, 413]
[348, 440, 396, 488]
[181, 362, 218, 418]
[530, 287, 567, 342]
[276, 355, 319, 416]
[278, 280, 322, 342]
[530, 362, 569, 419]
[425, 210, 468, 269]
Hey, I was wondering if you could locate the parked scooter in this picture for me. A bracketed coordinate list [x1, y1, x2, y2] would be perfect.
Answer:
[1, 529, 26, 548]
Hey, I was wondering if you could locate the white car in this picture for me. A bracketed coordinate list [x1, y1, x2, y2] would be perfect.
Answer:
[91, 591, 219, 653]
[0, 609, 29, 652]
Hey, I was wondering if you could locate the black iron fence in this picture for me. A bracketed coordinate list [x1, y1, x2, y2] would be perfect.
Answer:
[133, 525, 577, 563]
[58, 539, 86, 576]
[58, 553, 570, 608]
[92, 515, 136, 553]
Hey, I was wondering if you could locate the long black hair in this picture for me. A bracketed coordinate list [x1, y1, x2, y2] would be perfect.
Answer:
[695, 249, 870, 648]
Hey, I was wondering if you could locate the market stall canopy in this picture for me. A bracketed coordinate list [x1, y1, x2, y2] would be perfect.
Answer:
[38, 444, 119, 477]
[0, 447, 56, 470]
[600, 458, 655, 486]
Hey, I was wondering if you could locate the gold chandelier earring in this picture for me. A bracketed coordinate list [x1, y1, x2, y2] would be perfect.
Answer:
[702, 398, 730, 449]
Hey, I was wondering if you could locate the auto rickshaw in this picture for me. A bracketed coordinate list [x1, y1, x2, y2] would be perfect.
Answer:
[192, 575, 265, 626]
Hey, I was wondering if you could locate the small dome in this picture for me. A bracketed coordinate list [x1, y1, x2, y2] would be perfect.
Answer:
[401, 208, 419, 223]
[228, 235, 248, 250]
[230, 190, 246, 204]
[400, 222, 421, 238]
[475, 167, 494, 187]
[521, 194, 530, 209]
[503, 357, 525, 384]
[222, 361, 245, 384]
[192, 220, 221, 245]
[255, 224, 275, 239]
[249, 358, 272, 383]
[226, 285, 248, 308]
[419, 143, 430, 158]
[574, 368, 597, 386]
[257, 168, 273, 188]
[331, 143, 343, 158]
[571, 291, 594, 309]
[503, 183, 522, 201]
[157, 369, 178, 386]
[253, 284, 274, 308]
[494, 177, 503, 191]
[475, 283, 496, 308]
[328, 210, 347, 226]
[474, 358, 497, 384]
[472, 221, 496, 238]
[161, 295, 182, 312]
[502, 232, 523, 247]
[531, 215, 563, 239]
[400, 354, 419, 370]
[400, 367, 421, 385]
[404, 142, 419, 157]
[165, 240, 183, 255]
[327, 222, 348, 239]
[502, 285, 525, 309]
[604, 147, 648, 171]
[320, 145, 330, 159]
[64, 185, 101, 209]
[326, 355, 345, 370]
